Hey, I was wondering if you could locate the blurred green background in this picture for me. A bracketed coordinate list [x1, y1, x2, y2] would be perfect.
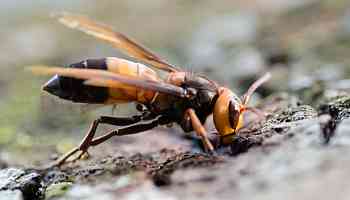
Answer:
[1, 0, 350, 166]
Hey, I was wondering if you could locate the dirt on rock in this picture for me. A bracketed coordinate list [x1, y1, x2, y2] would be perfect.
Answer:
[2, 92, 350, 200]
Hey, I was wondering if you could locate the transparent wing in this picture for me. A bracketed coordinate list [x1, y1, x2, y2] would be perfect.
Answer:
[54, 12, 180, 72]
[30, 66, 187, 98]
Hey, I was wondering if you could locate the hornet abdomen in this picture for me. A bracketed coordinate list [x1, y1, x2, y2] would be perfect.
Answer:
[42, 57, 160, 104]
[105, 57, 160, 104]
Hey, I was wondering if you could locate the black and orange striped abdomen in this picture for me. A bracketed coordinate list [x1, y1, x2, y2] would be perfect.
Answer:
[42, 57, 161, 105]
[42, 58, 109, 103]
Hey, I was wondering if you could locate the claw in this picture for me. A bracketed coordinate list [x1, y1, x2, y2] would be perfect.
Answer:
[77, 150, 90, 160]
[208, 149, 217, 156]
[44, 147, 80, 169]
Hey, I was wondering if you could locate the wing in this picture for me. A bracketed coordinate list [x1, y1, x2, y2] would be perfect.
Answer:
[54, 12, 180, 73]
[30, 66, 187, 98]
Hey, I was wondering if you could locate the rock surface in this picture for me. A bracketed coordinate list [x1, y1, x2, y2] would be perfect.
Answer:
[1, 94, 350, 200]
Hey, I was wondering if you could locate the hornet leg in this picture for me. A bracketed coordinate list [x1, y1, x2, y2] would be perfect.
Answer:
[49, 114, 156, 168]
[186, 108, 215, 153]
[89, 116, 170, 146]
[77, 115, 147, 154]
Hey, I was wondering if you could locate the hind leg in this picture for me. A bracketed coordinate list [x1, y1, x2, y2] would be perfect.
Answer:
[49, 114, 153, 168]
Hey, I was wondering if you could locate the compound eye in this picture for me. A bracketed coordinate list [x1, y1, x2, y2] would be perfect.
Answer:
[229, 100, 241, 129]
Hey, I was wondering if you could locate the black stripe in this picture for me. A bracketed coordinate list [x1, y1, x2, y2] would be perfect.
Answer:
[86, 58, 108, 70]
[60, 58, 109, 103]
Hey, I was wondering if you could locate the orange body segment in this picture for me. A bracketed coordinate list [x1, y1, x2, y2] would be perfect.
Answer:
[167, 72, 186, 86]
[105, 57, 160, 104]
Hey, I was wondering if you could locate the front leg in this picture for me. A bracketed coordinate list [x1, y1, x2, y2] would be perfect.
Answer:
[185, 108, 214, 153]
